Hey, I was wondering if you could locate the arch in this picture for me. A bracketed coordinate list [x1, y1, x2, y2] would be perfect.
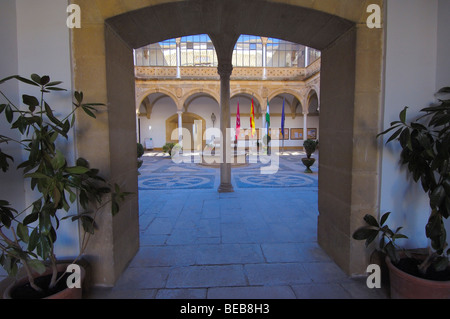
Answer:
[306, 89, 320, 114]
[268, 92, 303, 119]
[268, 89, 303, 110]
[72, 0, 384, 285]
[230, 88, 264, 111]
[139, 92, 178, 119]
[181, 88, 220, 108]
[137, 88, 181, 111]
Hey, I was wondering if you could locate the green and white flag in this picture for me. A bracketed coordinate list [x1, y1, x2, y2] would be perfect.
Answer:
[265, 98, 270, 131]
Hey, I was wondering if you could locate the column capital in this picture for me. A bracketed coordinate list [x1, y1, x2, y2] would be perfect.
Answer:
[217, 62, 233, 78]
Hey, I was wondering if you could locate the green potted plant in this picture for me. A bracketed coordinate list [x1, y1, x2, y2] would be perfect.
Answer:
[301, 139, 318, 173]
[162, 142, 176, 157]
[262, 134, 271, 155]
[137, 142, 144, 175]
[0, 74, 130, 299]
[353, 87, 450, 299]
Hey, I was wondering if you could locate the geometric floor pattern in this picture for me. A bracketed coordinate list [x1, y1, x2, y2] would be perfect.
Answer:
[138, 151, 318, 190]
[83, 151, 389, 299]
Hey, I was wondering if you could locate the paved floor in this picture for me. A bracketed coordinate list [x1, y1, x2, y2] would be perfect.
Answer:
[84, 150, 389, 299]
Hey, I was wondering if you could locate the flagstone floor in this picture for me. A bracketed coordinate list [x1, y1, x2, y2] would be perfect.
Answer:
[83, 150, 389, 299]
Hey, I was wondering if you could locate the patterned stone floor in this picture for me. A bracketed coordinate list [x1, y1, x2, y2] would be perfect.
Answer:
[137, 150, 318, 191]
[83, 150, 389, 299]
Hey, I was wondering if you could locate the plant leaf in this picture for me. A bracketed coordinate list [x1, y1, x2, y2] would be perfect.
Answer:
[430, 185, 445, 208]
[379, 212, 391, 226]
[363, 214, 379, 227]
[17, 223, 29, 243]
[27, 259, 46, 275]
[399, 106, 408, 123]
[352, 227, 378, 241]
[65, 166, 90, 174]
[4, 105, 13, 123]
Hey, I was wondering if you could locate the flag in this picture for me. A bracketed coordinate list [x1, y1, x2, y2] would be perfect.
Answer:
[265, 98, 270, 131]
[235, 99, 240, 141]
[281, 97, 285, 138]
[250, 96, 256, 137]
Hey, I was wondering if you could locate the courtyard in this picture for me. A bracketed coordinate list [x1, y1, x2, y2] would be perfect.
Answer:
[85, 151, 388, 299]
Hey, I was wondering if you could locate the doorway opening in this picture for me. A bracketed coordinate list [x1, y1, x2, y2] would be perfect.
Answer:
[70, 0, 385, 286]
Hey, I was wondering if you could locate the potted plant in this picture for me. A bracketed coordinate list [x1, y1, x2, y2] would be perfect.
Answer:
[0, 74, 130, 299]
[353, 87, 450, 299]
[162, 142, 176, 157]
[301, 139, 318, 173]
[137, 142, 144, 175]
[262, 134, 271, 155]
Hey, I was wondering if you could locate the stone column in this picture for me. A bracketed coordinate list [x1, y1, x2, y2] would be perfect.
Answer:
[177, 110, 183, 146]
[176, 37, 181, 78]
[217, 62, 234, 193]
[261, 37, 268, 80]
[305, 46, 310, 67]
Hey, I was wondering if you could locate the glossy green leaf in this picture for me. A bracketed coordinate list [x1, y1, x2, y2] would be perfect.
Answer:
[4, 105, 13, 123]
[352, 227, 378, 241]
[81, 105, 96, 118]
[39, 211, 52, 235]
[27, 259, 46, 275]
[399, 106, 408, 123]
[363, 214, 379, 227]
[17, 223, 29, 243]
[379, 212, 391, 226]
[51, 150, 66, 170]
[40, 75, 50, 86]
[23, 212, 39, 226]
[30, 74, 41, 84]
[65, 166, 90, 174]
[430, 185, 445, 208]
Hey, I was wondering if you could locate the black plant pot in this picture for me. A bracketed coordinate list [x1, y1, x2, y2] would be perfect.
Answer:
[301, 157, 315, 173]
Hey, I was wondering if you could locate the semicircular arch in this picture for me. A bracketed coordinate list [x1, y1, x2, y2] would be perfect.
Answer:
[137, 88, 180, 111]
[181, 88, 220, 107]
[230, 88, 263, 109]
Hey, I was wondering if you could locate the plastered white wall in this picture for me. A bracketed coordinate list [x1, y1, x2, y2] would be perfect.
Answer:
[11, 0, 78, 258]
[380, 0, 450, 248]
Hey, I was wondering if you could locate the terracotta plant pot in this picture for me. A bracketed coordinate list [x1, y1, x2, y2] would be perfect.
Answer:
[301, 158, 315, 173]
[3, 263, 85, 299]
[385, 255, 450, 299]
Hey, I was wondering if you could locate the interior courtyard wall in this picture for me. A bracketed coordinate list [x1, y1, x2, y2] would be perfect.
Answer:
[2, 0, 80, 258]
[139, 95, 179, 148]
[139, 93, 320, 150]
[0, 1, 24, 216]
[380, 0, 450, 248]
[436, 0, 450, 90]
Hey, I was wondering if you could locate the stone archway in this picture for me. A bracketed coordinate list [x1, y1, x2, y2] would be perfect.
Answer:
[71, 0, 384, 286]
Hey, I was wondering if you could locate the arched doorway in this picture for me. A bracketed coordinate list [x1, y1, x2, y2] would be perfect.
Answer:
[71, 0, 384, 285]
[166, 112, 207, 151]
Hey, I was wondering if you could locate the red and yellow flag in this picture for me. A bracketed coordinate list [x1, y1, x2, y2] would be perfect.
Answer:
[235, 99, 240, 141]
[250, 97, 256, 137]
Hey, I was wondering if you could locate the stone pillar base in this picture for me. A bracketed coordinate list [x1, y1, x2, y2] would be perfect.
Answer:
[218, 183, 234, 193]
